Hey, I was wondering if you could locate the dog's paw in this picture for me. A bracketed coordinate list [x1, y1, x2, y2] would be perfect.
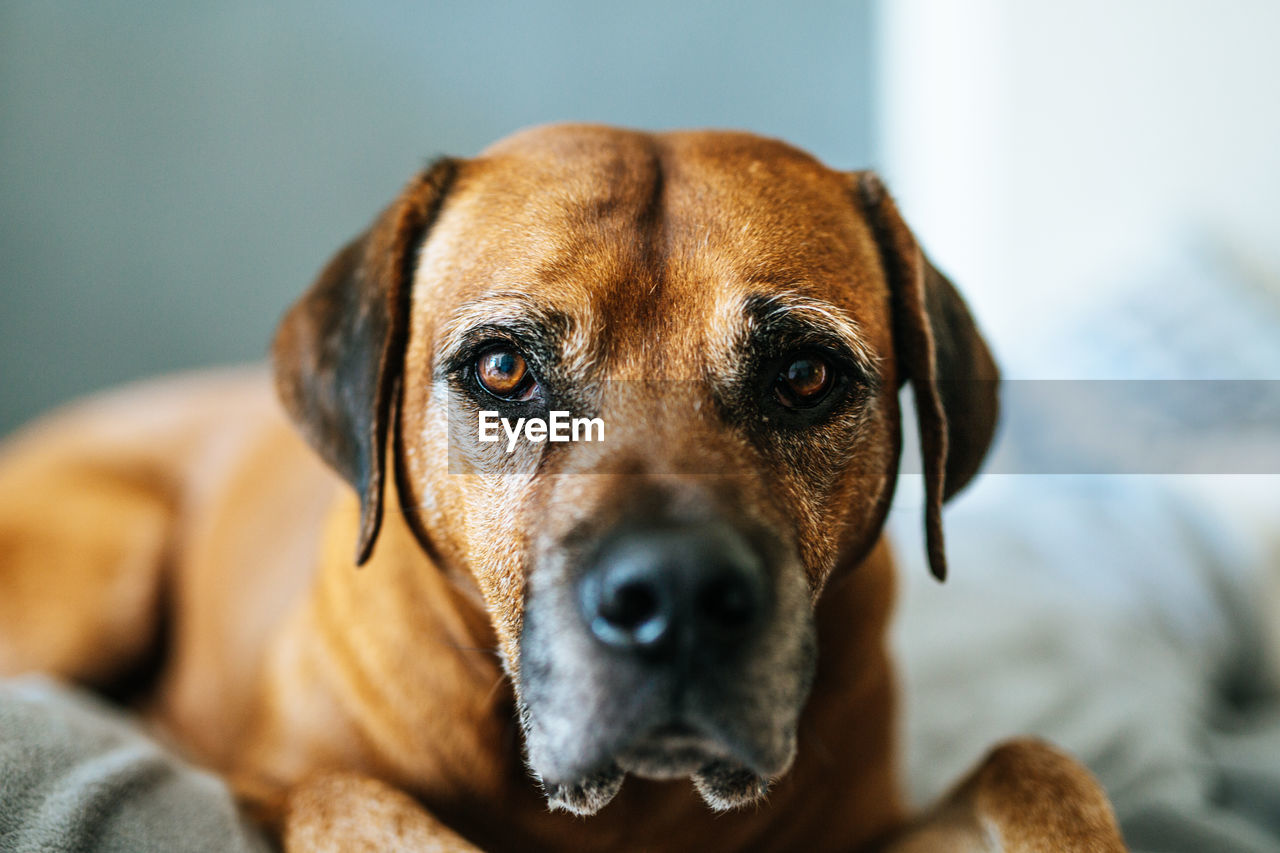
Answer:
[283, 771, 481, 852]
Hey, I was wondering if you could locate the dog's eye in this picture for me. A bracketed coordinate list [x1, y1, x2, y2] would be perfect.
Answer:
[476, 347, 538, 401]
[774, 354, 833, 408]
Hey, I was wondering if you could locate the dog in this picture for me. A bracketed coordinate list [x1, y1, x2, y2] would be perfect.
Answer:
[0, 124, 1125, 851]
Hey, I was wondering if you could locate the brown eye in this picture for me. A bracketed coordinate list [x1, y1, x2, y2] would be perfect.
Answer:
[476, 347, 534, 399]
[776, 355, 832, 407]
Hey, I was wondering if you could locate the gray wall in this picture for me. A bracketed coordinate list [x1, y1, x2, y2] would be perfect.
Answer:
[0, 2, 876, 435]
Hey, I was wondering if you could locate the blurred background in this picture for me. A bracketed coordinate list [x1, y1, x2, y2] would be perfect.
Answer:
[2, 2, 1279, 850]
[0, 0, 876, 434]
[5, 1, 1280, 432]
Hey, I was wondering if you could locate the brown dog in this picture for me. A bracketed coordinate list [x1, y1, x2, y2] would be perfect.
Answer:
[0, 124, 1124, 851]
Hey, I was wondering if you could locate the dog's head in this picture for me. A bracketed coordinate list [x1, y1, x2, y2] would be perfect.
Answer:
[272, 125, 998, 815]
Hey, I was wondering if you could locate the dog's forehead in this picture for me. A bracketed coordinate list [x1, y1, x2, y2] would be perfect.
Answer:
[414, 124, 889, 363]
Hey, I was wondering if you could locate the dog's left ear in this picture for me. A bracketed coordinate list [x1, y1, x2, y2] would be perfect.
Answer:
[854, 172, 1000, 581]
[272, 159, 458, 565]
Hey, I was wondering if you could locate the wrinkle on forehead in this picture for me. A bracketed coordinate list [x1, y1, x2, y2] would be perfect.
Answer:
[464, 128, 665, 238]
[419, 135, 669, 379]
[652, 134, 880, 310]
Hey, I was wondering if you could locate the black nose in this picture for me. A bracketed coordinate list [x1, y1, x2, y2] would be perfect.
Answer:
[578, 524, 771, 658]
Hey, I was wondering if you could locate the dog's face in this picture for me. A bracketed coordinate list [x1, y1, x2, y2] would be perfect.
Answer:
[272, 124, 998, 815]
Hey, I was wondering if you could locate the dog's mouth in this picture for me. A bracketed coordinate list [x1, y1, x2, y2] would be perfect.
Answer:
[616, 722, 735, 778]
[540, 720, 783, 815]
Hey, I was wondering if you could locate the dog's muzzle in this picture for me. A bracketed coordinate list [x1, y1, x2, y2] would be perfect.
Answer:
[518, 519, 814, 816]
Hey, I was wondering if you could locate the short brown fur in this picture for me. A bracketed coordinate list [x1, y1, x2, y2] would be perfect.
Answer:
[0, 124, 1122, 851]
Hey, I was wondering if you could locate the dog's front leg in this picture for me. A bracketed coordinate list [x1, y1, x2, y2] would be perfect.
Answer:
[877, 738, 1126, 852]
[282, 771, 482, 853]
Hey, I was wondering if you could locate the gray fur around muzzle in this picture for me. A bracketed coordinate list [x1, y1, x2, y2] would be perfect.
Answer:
[515, 521, 816, 815]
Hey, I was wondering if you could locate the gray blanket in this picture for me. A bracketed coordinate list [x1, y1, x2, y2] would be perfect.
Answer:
[0, 677, 268, 853]
[2, 484, 1278, 851]
[891, 475, 1280, 853]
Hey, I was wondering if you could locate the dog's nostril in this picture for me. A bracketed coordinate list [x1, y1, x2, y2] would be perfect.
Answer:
[698, 574, 757, 633]
[587, 575, 670, 648]
[601, 581, 660, 632]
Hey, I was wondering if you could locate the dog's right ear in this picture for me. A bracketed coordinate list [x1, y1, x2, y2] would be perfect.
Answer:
[272, 159, 458, 566]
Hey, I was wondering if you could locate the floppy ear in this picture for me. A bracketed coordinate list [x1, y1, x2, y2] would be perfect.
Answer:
[272, 159, 458, 565]
[855, 172, 1000, 581]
